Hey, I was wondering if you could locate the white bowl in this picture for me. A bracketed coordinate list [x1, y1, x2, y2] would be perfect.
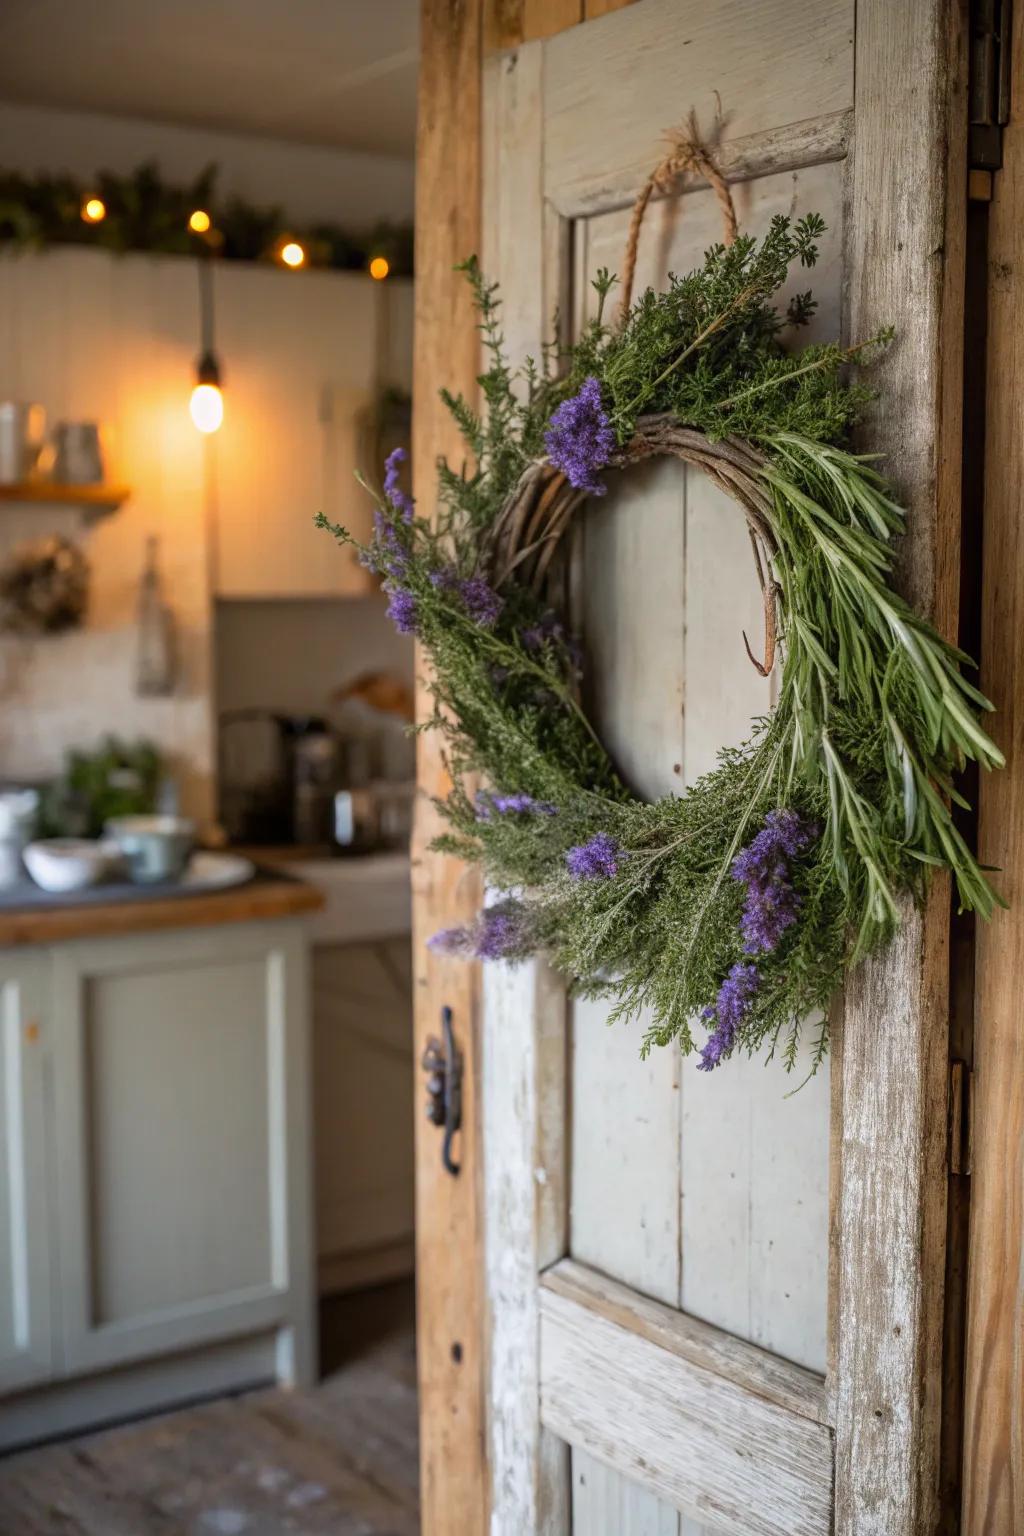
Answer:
[23, 838, 113, 893]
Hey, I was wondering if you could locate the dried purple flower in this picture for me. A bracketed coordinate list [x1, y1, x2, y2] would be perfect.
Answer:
[476, 791, 557, 820]
[385, 588, 418, 635]
[427, 925, 475, 957]
[428, 901, 534, 964]
[428, 565, 503, 628]
[364, 507, 408, 580]
[731, 809, 817, 956]
[697, 961, 760, 1071]
[521, 611, 564, 650]
[474, 901, 532, 961]
[458, 575, 503, 629]
[428, 563, 459, 592]
[566, 832, 623, 879]
[545, 375, 616, 496]
[383, 446, 415, 521]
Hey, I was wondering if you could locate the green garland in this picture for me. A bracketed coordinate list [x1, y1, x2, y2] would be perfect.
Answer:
[0, 161, 413, 275]
[319, 211, 1003, 1078]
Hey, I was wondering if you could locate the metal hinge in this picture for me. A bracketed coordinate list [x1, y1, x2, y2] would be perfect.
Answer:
[948, 1060, 973, 1176]
[970, 0, 1012, 188]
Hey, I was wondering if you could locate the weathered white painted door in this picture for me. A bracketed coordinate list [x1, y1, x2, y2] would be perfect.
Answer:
[478, 3, 965, 1534]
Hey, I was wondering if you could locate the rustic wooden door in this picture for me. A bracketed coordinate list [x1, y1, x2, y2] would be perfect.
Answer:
[413, 2, 967, 1533]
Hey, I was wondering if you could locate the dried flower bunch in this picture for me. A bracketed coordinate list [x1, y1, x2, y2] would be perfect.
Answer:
[318, 212, 1004, 1078]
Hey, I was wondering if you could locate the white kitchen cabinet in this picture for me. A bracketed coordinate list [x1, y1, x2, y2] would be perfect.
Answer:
[0, 952, 52, 1397]
[0, 916, 315, 1451]
[313, 937, 414, 1293]
[282, 854, 415, 1295]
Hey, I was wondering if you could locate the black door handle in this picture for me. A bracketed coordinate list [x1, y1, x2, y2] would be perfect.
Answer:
[421, 1005, 463, 1176]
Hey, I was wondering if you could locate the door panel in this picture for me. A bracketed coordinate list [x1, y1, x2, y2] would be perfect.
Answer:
[52, 922, 310, 1378]
[541, 0, 853, 217]
[0, 953, 52, 1395]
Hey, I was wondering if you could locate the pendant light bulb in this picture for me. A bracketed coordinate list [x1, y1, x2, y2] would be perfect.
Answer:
[190, 351, 223, 434]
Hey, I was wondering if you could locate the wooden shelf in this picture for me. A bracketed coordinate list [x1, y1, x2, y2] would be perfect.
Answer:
[0, 481, 130, 510]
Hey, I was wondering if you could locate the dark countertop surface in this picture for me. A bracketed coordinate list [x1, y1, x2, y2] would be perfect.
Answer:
[0, 865, 323, 949]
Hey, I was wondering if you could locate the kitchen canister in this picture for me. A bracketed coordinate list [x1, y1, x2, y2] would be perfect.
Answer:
[53, 421, 104, 484]
[0, 402, 46, 485]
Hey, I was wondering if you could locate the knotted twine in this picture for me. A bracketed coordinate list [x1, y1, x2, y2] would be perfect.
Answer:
[615, 113, 778, 675]
[484, 110, 781, 675]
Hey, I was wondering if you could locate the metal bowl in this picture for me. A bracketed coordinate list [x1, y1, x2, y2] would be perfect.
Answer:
[105, 815, 196, 884]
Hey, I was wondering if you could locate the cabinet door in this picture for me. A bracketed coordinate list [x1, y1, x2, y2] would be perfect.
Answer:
[313, 937, 414, 1292]
[0, 951, 53, 1394]
[51, 921, 314, 1382]
[212, 263, 382, 598]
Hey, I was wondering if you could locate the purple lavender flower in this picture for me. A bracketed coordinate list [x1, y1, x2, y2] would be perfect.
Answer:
[429, 565, 503, 628]
[545, 375, 616, 495]
[731, 809, 817, 956]
[386, 588, 418, 635]
[383, 446, 415, 521]
[458, 575, 503, 629]
[427, 925, 475, 957]
[474, 901, 531, 961]
[364, 507, 408, 580]
[697, 961, 760, 1071]
[476, 791, 557, 820]
[521, 611, 585, 677]
[428, 901, 534, 963]
[428, 563, 459, 592]
[521, 611, 564, 650]
[566, 832, 623, 879]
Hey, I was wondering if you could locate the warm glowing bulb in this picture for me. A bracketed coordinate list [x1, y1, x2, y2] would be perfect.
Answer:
[369, 256, 390, 281]
[189, 208, 212, 234]
[190, 382, 224, 434]
[81, 196, 106, 223]
[280, 241, 305, 269]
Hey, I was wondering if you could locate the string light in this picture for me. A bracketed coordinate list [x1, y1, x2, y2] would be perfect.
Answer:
[81, 195, 106, 223]
[279, 240, 306, 269]
[190, 261, 224, 433]
[369, 256, 390, 281]
[190, 377, 224, 434]
[188, 209, 212, 234]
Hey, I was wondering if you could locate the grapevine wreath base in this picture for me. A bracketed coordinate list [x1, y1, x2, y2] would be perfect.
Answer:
[319, 118, 1004, 1079]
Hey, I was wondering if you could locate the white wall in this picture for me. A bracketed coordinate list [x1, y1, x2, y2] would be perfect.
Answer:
[0, 100, 414, 228]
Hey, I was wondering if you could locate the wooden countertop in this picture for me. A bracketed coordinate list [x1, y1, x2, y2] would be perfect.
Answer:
[0, 870, 324, 949]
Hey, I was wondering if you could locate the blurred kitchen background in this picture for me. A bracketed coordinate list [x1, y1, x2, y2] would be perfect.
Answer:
[0, 5, 422, 1518]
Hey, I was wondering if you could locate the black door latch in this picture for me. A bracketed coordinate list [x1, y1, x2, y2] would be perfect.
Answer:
[422, 1005, 463, 1176]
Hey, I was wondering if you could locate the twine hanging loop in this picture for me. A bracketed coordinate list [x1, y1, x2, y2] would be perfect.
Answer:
[616, 109, 738, 327]
[484, 107, 779, 678]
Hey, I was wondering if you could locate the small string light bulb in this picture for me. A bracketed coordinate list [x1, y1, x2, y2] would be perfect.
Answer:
[369, 255, 390, 281]
[280, 240, 306, 269]
[190, 359, 224, 434]
[189, 209, 212, 234]
[81, 195, 106, 223]
[190, 261, 224, 433]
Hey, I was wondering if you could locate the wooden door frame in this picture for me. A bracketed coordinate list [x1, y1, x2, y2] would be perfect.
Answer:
[963, 0, 1024, 1526]
[413, 2, 971, 1532]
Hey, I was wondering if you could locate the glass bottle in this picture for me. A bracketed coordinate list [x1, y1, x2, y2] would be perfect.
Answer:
[135, 536, 176, 697]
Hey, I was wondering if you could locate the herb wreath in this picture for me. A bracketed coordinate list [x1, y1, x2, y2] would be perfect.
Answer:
[318, 129, 1004, 1078]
